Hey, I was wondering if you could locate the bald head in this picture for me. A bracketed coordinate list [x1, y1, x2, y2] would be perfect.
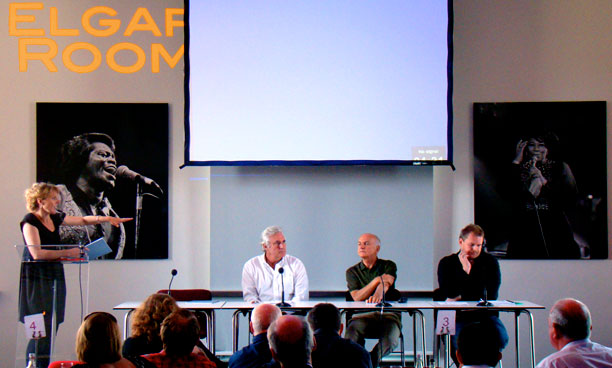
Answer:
[550, 298, 591, 341]
[268, 315, 314, 366]
[251, 303, 282, 335]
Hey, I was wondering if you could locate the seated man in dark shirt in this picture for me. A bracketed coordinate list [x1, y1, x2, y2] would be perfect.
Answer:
[307, 303, 372, 368]
[437, 224, 509, 364]
[345, 233, 402, 368]
[229, 303, 282, 368]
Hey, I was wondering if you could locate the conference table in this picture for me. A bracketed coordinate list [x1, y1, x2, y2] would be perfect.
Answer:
[114, 299, 543, 368]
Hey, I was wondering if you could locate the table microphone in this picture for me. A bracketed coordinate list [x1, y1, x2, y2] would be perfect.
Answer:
[168, 269, 178, 297]
[477, 285, 492, 306]
[277, 267, 291, 307]
[376, 275, 392, 308]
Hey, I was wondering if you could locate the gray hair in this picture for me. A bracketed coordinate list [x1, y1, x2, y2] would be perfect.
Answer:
[261, 225, 283, 245]
[251, 304, 282, 335]
[549, 298, 591, 340]
[268, 316, 314, 366]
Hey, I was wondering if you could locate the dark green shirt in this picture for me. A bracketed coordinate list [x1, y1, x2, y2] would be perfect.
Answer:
[346, 258, 398, 292]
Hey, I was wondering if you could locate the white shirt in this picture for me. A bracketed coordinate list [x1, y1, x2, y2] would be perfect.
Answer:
[536, 339, 612, 368]
[241, 253, 309, 303]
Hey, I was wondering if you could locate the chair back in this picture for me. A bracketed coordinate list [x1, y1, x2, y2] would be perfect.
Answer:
[48, 361, 82, 368]
[156, 289, 212, 301]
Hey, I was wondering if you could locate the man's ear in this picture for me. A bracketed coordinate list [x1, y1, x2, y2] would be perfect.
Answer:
[456, 350, 464, 365]
[339, 323, 344, 336]
[270, 347, 278, 361]
[249, 321, 254, 335]
[312, 335, 317, 352]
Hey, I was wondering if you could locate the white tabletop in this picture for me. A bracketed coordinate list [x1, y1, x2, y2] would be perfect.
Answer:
[114, 300, 226, 310]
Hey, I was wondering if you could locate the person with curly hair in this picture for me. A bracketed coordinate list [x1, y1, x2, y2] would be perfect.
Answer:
[19, 182, 130, 367]
[122, 294, 179, 357]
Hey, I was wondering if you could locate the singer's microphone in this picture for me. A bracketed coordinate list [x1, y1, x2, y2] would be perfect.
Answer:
[168, 269, 178, 297]
[116, 165, 163, 193]
[276, 267, 291, 307]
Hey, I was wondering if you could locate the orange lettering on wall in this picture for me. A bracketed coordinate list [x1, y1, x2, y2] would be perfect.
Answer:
[124, 8, 162, 37]
[82, 6, 120, 37]
[9, 2, 45, 36]
[18, 38, 58, 72]
[151, 44, 184, 73]
[165, 8, 184, 37]
[50, 7, 79, 36]
[106, 42, 146, 73]
[63, 42, 102, 73]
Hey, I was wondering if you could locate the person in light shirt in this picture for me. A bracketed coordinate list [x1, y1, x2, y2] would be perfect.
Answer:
[536, 298, 612, 368]
[241, 226, 309, 303]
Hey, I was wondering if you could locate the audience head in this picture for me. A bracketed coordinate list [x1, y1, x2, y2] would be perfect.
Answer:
[548, 298, 592, 349]
[76, 311, 122, 364]
[251, 303, 282, 335]
[268, 315, 314, 367]
[161, 309, 200, 357]
[131, 293, 178, 343]
[456, 321, 502, 367]
[308, 303, 342, 333]
[24, 182, 60, 212]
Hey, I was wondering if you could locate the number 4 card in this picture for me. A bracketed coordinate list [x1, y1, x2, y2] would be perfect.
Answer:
[24, 313, 46, 339]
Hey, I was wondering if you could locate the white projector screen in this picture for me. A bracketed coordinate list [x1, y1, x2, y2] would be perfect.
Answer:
[185, 0, 453, 166]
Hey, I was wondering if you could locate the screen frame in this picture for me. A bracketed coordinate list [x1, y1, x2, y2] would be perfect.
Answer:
[183, 0, 454, 168]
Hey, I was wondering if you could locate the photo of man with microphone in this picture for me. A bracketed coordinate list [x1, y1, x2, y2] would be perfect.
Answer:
[36, 102, 169, 259]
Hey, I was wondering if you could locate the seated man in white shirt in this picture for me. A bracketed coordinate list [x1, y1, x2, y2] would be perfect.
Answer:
[242, 226, 309, 303]
[536, 298, 612, 368]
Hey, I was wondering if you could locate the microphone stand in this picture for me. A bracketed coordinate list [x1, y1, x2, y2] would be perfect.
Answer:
[277, 267, 291, 307]
[477, 286, 492, 306]
[376, 275, 392, 308]
[134, 183, 143, 256]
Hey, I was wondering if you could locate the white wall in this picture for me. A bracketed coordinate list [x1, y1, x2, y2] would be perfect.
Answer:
[436, 0, 612, 366]
[1, 0, 611, 367]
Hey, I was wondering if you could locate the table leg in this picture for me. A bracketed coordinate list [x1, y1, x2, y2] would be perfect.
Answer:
[515, 311, 521, 368]
[123, 310, 134, 340]
[232, 310, 242, 353]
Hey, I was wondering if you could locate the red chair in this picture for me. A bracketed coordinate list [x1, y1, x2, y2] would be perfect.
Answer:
[156, 289, 212, 339]
[48, 361, 83, 368]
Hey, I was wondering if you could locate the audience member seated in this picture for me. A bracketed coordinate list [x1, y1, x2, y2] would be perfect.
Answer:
[123, 293, 179, 357]
[73, 311, 154, 368]
[143, 309, 217, 368]
[229, 303, 282, 368]
[267, 315, 314, 368]
[536, 298, 612, 368]
[456, 321, 503, 368]
[307, 303, 372, 368]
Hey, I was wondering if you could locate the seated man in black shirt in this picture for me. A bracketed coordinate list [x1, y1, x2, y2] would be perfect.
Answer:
[345, 233, 401, 368]
[307, 303, 372, 368]
[437, 224, 508, 364]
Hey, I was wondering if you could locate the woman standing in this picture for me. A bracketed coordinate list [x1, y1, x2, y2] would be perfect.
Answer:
[20, 182, 131, 367]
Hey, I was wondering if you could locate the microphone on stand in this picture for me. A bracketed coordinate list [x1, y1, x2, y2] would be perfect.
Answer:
[477, 284, 492, 306]
[276, 267, 291, 307]
[168, 269, 178, 297]
[376, 275, 392, 308]
[116, 165, 163, 194]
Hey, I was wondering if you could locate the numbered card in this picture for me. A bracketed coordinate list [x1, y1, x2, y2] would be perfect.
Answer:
[24, 313, 46, 339]
[435, 310, 456, 335]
